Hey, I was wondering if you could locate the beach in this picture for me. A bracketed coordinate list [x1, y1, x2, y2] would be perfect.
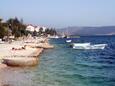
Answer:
[0, 37, 54, 86]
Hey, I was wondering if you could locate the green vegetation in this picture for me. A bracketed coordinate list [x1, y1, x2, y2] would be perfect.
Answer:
[6, 17, 27, 37]
[45, 28, 57, 36]
[0, 17, 57, 39]
[32, 27, 57, 37]
[0, 17, 27, 38]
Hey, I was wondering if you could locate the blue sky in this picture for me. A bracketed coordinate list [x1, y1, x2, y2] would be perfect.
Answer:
[0, 0, 115, 28]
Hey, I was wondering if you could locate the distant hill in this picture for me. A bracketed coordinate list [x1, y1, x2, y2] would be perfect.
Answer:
[57, 26, 115, 36]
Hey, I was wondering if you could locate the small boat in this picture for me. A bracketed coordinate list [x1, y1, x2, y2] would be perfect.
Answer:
[66, 40, 72, 43]
[72, 43, 107, 50]
[72, 43, 90, 49]
[49, 35, 59, 39]
[54, 35, 60, 39]
[90, 44, 107, 49]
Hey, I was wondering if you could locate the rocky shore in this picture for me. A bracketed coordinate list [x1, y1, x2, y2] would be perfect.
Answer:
[0, 37, 53, 68]
[0, 37, 54, 86]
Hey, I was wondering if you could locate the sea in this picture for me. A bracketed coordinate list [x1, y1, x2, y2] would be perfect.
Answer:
[1, 36, 115, 86]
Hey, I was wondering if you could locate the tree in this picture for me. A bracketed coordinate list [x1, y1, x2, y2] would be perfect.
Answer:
[45, 28, 50, 34]
[38, 27, 43, 36]
[0, 19, 8, 38]
[33, 30, 37, 36]
[6, 17, 26, 37]
[0, 17, 28, 38]
[0, 26, 8, 38]
[44, 28, 57, 36]
[0, 18, 2, 23]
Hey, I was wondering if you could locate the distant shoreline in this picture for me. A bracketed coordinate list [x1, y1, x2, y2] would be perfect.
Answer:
[71, 35, 115, 37]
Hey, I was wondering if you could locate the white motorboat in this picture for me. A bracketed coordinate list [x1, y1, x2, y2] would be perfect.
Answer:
[72, 43, 90, 49]
[72, 43, 107, 50]
[66, 40, 72, 43]
[55, 35, 60, 39]
[90, 44, 107, 49]
[50, 35, 59, 39]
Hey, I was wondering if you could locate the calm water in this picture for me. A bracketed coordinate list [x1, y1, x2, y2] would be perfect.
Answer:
[2, 36, 115, 86]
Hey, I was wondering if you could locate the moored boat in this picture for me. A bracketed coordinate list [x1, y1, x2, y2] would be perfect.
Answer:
[72, 43, 107, 50]
[72, 43, 90, 49]
[66, 40, 72, 43]
[90, 44, 107, 49]
[49, 35, 59, 39]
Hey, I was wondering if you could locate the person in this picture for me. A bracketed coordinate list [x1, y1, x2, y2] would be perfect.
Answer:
[12, 46, 26, 50]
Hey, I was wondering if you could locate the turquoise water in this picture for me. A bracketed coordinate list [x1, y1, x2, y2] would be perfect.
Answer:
[2, 36, 115, 86]
[31, 36, 115, 86]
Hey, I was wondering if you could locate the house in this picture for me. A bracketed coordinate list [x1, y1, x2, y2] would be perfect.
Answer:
[26, 25, 35, 32]
[34, 26, 40, 32]
[26, 25, 47, 32]
[42, 26, 47, 32]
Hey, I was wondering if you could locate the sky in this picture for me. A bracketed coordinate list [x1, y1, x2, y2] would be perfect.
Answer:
[0, 0, 115, 28]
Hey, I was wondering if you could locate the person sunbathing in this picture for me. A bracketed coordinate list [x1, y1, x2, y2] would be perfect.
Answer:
[12, 46, 26, 50]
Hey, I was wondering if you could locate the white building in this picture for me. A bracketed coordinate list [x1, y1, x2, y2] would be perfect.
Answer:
[34, 26, 41, 32]
[26, 25, 47, 32]
[42, 26, 47, 32]
[26, 25, 35, 32]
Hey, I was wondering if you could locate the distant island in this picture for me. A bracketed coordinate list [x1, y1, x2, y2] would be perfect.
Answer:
[57, 26, 115, 36]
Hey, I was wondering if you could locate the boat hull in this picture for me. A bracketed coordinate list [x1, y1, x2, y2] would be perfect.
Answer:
[73, 43, 107, 50]
[66, 40, 72, 43]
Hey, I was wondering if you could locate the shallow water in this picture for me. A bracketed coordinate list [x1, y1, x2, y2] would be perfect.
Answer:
[1, 36, 115, 86]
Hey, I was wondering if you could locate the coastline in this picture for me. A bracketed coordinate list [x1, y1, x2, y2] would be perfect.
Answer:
[0, 37, 54, 86]
[0, 37, 53, 67]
